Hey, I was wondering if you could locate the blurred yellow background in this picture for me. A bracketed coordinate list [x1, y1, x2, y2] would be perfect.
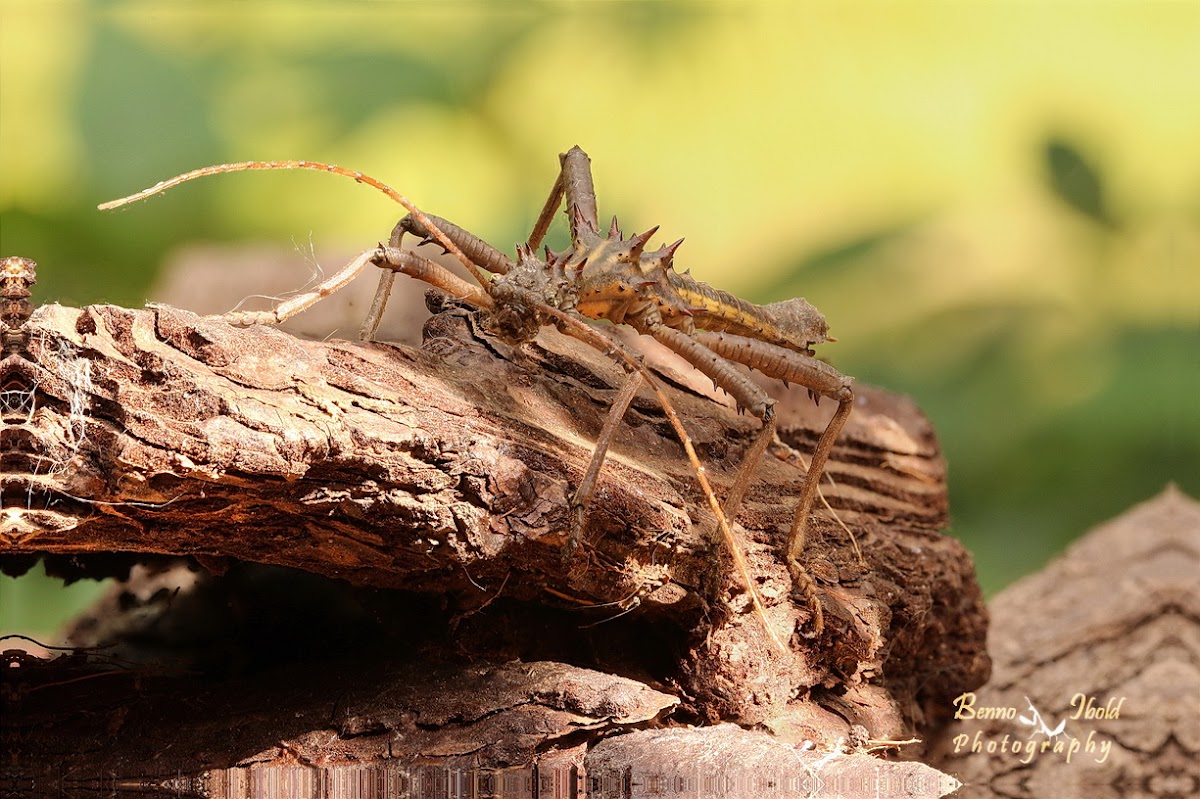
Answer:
[2, 1, 1197, 639]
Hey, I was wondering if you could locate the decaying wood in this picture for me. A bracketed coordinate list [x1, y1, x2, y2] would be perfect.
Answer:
[2, 643, 674, 791]
[928, 487, 1200, 798]
[2, 295, 987, 789]
[587, 725, 961, 799]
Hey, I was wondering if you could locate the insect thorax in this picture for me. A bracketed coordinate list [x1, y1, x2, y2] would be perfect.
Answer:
[553, 223, 690, 333]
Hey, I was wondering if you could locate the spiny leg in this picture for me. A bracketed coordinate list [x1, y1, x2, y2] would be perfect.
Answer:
[642, 326, 781, 527]
[212, 243, 490, 328]
[363, 213, 519, 340]
[360, 220, 405, 341]
[785, 394, 852, 574]
[361, 271, 397, 341]
[770, 394, 853, 637]
[639, 324, 826, 636]
[389, 214, 516, 276]
[223, 241, 492, 329]
[526, 160, 566, 252]
[220, 247, 380, 327]
[558, 146, 600, 233]
[526, 145, 600, 252]
[372, 246, 492, 308]
[719, 413, 778, 523]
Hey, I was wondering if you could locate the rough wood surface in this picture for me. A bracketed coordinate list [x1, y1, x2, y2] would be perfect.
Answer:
[2, 293, 988, 789]
[2, 641, 674, 792]
[586, 725, 961, 799]
[928, 487, 1200, 798]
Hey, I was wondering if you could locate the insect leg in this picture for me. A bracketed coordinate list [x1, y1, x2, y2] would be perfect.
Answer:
[390, 214, 515, 275]
[643, 324, 779, 524]
[525, 145, 600, 251]
[693, 331, 856, 634]
[544, 307, 789, 654]
[566, 371, 643, 567]
[640, 325, 830, 630]
[221, 244, 494, 328]
[360, 272, 397, 341]
[558, 146, 600, 234]
[373, 246, 493, 309]
[361, 214, 515, 340]
[526, 161, 566, 252]
[222, 247, 380, 327]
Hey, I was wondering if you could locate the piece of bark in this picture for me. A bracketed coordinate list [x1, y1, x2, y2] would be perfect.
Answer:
[1, 641, 676, 792]
[586, 725, 961, 799]
[927, 487, 1200, 798]
[2, 295, 987, 745]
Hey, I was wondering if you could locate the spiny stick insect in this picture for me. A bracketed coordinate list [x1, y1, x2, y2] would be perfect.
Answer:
[100, 148, 854, 641]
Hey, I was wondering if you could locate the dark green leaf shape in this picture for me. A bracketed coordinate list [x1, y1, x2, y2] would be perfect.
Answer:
[1044, 136, 1116, 229]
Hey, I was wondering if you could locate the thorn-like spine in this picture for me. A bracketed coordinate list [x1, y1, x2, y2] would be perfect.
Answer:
[627, 225, 660, 258]
[661, 237, 684, 265]
[569, 204, 595, 237]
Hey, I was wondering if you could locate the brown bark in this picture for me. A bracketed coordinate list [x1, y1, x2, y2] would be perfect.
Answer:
[928, 487, 1200, 798]
[2, 296, 988, 790]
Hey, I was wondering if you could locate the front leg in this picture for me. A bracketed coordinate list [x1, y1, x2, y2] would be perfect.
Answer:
[362, 214, 517, 340]
[222, 248, 382, 327]
[222, 245, 494, 330]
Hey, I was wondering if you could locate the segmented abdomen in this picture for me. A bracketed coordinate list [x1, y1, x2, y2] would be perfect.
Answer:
[693, 331, 852, 399]
[669, 272, 830, 352]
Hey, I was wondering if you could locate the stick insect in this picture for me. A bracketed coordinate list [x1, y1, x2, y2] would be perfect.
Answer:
[100, 148, 854, 638]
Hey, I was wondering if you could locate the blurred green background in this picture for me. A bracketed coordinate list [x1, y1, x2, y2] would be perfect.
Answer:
[2, 1, 1197, 641]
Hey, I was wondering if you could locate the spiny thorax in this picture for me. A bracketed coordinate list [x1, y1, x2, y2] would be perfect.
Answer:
[557, 216, 689, 332]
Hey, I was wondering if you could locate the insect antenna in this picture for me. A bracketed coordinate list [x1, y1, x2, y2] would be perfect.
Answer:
[99, 160, 493, 294]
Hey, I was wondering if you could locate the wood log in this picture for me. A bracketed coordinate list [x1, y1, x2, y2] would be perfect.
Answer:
[928, 487, 1200, 797]
[1, 290, 989, 787]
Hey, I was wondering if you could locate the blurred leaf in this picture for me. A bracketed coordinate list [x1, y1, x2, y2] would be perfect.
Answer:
[1043, 136, 1116, 229]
